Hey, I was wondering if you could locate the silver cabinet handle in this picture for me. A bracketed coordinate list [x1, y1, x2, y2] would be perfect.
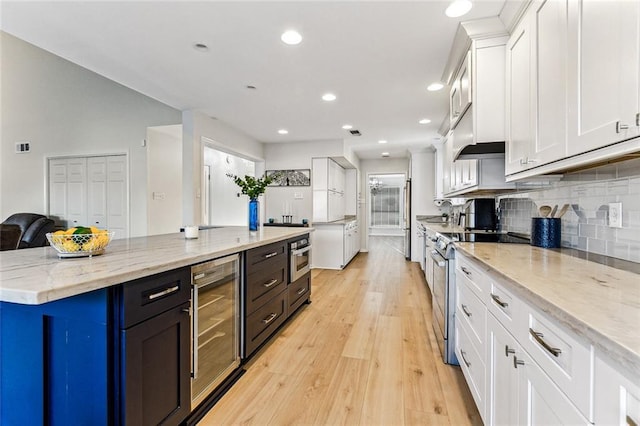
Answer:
[636, 113, 640, 127]
[461, 266, 471, 276]
[262, 312, 278, 324]
[148, 285, 179, 300]
[616, 121, 630, 133]
[513, 356, 525, 369]
[263, 278, 279, 288]
[264, 251, 279, 259]
[505, 345, 515, 357]
[460, 350, 471, 367]
[491, 293, 508, 308]
[296, 287, 307, 296]
[461, 304, 472, 317]
[520, 157, 538, 165]
[529, 328, 562, 357]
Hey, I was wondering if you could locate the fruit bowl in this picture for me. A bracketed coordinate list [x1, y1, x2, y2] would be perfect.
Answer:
[46, 231, 115, 258]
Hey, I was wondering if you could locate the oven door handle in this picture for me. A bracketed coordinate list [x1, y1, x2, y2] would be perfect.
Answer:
[430, 251, 446, 267]
[292, 246, 311, 256]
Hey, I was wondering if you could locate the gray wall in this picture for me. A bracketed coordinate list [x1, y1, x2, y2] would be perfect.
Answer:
[1, 32, 181, 236]
[498, 158, 640, 263]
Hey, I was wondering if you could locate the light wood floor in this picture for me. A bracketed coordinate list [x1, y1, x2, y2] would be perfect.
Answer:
[199, 236, 481, 426]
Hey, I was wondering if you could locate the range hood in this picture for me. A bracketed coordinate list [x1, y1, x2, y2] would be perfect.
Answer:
[455, 141, 505, 160]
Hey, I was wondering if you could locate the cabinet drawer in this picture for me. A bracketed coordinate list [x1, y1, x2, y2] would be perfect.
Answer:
[246, 259, 287, 315]
[119, 267, 191, 329]
[487, 280, 522, 331]
[457, 254, 489, 299]
[288, 271, 311, 314]
[246, 241, 287, 269]
[456, 278, 487, 348]
[522, 305, 593, 420]
[455, 318, 486, 422]
[244, 289, 287, 357]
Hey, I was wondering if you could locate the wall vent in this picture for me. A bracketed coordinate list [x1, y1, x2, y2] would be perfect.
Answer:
[15, 142, 31, 153]
[349, 130, 361, 136]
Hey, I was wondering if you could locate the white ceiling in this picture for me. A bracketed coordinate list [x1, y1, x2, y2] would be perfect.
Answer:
[1, 0, 506, 160]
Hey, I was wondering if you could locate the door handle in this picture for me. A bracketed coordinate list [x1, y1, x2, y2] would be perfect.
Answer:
[491, 293, 508, 308]
[461, 304, 472, 317]
[264, 251, 279, 259]
[616, 121, 629, 133]
[148, 285, 179, 300]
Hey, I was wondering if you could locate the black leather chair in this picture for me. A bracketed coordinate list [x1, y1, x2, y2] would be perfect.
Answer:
[1, 213, 55, 249]
[0, 224, 23, 251]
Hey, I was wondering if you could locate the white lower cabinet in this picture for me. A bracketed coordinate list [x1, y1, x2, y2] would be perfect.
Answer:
[594, 353, 640, 426]
[311, 220, 358, 270]
[455, 252, 595, 426]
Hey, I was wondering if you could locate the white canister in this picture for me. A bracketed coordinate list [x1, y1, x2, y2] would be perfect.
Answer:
[184, 225, 199, 239]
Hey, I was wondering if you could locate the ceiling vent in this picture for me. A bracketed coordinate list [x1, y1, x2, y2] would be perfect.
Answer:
[349, 130, 361, 136]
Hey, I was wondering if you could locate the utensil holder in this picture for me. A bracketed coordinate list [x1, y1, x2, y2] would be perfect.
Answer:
[531, 218, 561, 248]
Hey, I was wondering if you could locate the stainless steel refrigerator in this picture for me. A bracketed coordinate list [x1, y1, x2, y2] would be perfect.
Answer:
[404, 179, 411, 259]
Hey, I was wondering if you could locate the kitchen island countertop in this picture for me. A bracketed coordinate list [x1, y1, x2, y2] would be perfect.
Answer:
[456, 242, 640, 377]
[0, 226, 312, 305]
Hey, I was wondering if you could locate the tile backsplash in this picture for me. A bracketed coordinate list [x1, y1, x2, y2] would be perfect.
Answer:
[497, 157, 640, 263]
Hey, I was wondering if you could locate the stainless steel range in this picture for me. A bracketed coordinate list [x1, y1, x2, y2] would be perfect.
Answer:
[430, 230, 530, 365]
[430, 233, 458, 365]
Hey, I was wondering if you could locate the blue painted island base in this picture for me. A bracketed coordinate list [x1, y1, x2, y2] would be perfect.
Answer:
[0, 289, 111, 425]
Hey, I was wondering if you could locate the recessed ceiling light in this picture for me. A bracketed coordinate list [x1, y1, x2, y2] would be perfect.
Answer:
[419, 118, 432, 124]
[278, 129, 289, 135]
[342, 124, 353, 130]
[281, 30, 302, 45]
[381, 152, 390, 157]
[378, 140, 388, 144]
[427, 82, 444, 91]
[445, 0, 473, 18]
[193, 43, 209, 52]
[322, 93, 337, 102]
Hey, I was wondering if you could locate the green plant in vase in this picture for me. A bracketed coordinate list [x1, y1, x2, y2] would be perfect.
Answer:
[227, 174, 272, 231]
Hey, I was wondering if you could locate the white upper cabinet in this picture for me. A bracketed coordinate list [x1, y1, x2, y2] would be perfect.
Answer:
[506, 0, 640, 179]
[450, 51, 472, 128]
[506, 0, 568, 175]
[567, 0, 640, 154]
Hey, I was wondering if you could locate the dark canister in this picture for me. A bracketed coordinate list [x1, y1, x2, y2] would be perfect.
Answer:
[531, 217, 561, 248]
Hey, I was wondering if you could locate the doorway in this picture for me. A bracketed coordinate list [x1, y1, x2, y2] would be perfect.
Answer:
[367, 173, 406, 254]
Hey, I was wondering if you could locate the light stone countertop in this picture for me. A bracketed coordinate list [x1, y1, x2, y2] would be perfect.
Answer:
[419, 221, 465, 234]
[0, 227, 312, 305]
[455, 242, 640, 376]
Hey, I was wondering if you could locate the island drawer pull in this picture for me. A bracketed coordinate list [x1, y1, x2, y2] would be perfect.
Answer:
[296, 287, 308, 295]
[148, 285, 179, 300]
[529, 328, 562, 357]
[262, 312, 278, 324]
[263, 279, 279, 288]
[264, 251, 279, 259]
[491, 293, 508, 308]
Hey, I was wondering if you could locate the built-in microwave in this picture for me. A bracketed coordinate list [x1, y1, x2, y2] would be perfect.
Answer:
[289, 236, 311, 282]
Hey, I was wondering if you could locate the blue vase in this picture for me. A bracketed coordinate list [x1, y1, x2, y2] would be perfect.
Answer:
[248, 198, 259, 231]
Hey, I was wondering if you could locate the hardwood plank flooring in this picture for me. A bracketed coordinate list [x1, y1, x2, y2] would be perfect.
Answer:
[199, 236, 481, 425]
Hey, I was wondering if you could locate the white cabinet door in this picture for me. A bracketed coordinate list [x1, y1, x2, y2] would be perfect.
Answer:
[328, 159, 345, 193]
[66, 157, 87, 228]
[107, 156, 128, 239]
[87, 157, 107, 229]
[488, 315, 519, 426]
[531, 0, 568, 165]
[505, 14, 535, 175]
[594, 354, 640, 426]
[517, 349, 590, 426]
[48, 159, 68, 226]
[312, 158, 329, 191]
[567, 0, 640, 155]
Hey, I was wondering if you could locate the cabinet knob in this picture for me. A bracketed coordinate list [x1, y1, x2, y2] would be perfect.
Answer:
[616, 121, 629, 133]
[513, 356, 525, 369]
[505, 345, 515, 357]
